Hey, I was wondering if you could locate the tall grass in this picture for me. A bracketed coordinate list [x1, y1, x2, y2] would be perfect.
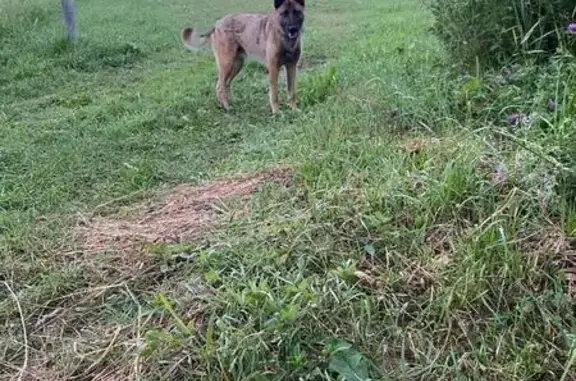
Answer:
[429, 0, 576, 68]
[429, 0, 576, 208]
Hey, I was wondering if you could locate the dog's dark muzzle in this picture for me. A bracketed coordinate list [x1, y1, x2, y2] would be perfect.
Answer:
[285, 26, 300, 40]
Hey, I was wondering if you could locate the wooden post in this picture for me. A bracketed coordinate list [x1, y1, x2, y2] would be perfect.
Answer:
[60, 0, 77, 41]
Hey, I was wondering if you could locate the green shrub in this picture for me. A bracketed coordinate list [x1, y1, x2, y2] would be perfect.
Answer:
[429, 0, 576, 68]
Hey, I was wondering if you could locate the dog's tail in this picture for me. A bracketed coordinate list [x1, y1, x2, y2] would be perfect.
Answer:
[181, 27, 214, 50]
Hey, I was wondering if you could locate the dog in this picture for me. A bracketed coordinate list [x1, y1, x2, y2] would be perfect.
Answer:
[180, 0, 305, 114]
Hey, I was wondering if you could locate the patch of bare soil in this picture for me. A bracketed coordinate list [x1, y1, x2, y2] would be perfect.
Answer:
[77, 166, 292, 253]
[399, 137, 441, 154]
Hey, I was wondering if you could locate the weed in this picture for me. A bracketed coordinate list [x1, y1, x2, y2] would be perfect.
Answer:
[299, 64, 339, 108]
[429, 0, 576, 68]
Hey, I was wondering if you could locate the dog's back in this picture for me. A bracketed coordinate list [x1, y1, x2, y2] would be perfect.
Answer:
[214, 13, 271, 64]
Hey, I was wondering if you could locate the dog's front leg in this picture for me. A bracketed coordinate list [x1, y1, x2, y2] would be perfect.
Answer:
[286, 63, 298, 111]
[268, 61, 280, 114]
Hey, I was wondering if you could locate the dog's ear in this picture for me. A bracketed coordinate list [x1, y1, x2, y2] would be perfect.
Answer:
[294, 0, 304, 6]
[274, 0, 285, 9]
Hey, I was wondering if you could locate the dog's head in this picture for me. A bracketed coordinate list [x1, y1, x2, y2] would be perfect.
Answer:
[274, 0, 304, 44]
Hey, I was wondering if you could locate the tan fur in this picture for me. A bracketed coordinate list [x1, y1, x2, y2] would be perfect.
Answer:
[180, 0, 305, 114]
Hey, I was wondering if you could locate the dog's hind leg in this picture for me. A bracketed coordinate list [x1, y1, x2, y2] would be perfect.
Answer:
[226, 50, 246, 89]
[214, 58, 233, 110]
[212, 30, 240, 110]
[217, 51, 245, 109]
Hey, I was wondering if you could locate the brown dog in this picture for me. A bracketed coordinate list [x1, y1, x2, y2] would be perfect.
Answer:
[181, 0, 305, 114]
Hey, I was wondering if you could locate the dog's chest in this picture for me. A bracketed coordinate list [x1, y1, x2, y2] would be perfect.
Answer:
[278, 44, 301, 66]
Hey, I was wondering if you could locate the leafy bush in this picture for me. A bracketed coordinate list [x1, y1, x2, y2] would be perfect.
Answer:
[429, 0, 576, 68]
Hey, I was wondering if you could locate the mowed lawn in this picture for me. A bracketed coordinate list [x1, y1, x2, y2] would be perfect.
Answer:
[1, 0, 575, 380]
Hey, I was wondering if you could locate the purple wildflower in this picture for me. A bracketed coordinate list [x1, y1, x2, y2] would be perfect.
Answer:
[508, 113, 523, 127]
[547, 99, 556, 111]
[568, 23, 576, 33]
[507, 113, 534, 130]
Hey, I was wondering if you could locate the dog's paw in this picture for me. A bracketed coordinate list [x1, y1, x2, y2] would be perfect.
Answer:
[271, 108, 286, 118]
[217, 101, 231, 112]
[289, 103, 300, 112]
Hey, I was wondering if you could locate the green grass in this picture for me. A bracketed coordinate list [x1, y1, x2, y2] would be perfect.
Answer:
[1, 0, 576, 380]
